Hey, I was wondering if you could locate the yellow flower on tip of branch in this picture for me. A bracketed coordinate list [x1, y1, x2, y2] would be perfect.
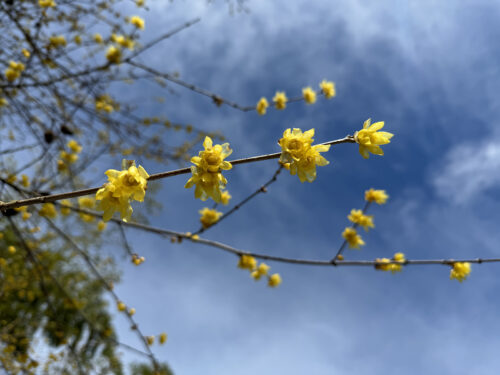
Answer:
[268, 273, 282, 287]
[450, 262, 471, 282]
[96, 161, 149, 222]
[347, 209, 374, 231]
[185, 136, 232, 203]
[199, 208, 223, 229]
[342, 227, 364, 249]
[159, 332, 167, 344]
[130, 16, 145, 30]
[319, 80, 335, 98]
[365, 188, 388, 205]
[256, 97, 269, 115]
[354, 119, 394, 159]
[278, 128, 330, 183]
[302, 87, 317, 104]
[272, 91, 287, 110]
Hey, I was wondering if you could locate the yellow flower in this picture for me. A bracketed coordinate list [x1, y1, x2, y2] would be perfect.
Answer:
[60, 150, 78, 164]
[117, 301, 126, 311]
[347, 209, 374, 231]
[185, 137, 232, 203]
[95, 94, 116, 113]
[302, 87, 317, 104]
[129, 307, 136, 315]
[22, 212, 31, 221]
[450, 262, 471, 282]
[39, 203, 57, 219]
[67, 140, 82, 153]
[21, 174, 30, 187]
[130, 16, 145, 30]
[256, 97, 269, 115]
[111, 34, 135, 50]
[278, 128, 330, 183]
[375, 253, 405, 273]
[39, 0, 56, 7]
[342, 227, 365, 249]
[97, 221, 107, 231]
[220, 190, 232, 205]
[146, 336, 154, 346]
[199, 208, 223, 229]
[74, 35, 82, 45]
[0, 98, 7, 107]
[159, 332, 167, 345]
[319, 80, 335, 99]
[21, 49, 30, 58]
[268, 273, 282, 287]
[354, 119, 394, 159]
[96, 162, 149, 222]
[365, 188, 388, 205]
[238, 255, 257, 271]
[272, 91, 287, 110]
[48, 35, 67, 49]
[5, 61, 25, 82]
[106, 46, 122, 64]
[8, 246, 16, 254]
[60, 200, 72, 215]
[251, 263, 270, 280]
[93, 33, 103, 44]
[190, 136, 232, 173]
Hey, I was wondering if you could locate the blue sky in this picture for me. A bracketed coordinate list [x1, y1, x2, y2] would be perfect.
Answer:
[109, 1, 500, 373]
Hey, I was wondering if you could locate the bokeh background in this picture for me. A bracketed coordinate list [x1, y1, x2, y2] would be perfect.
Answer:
[109, 1, 500, 373]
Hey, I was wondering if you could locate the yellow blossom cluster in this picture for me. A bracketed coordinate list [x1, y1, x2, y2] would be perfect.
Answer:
[38, 0, 56, 7]
[237, 254, 281, 287]
[342, 227, 364, 249]
[450, 262, 471, 282]
[129, 16, 145, 30]
[255, 80, 335, 115]
[278, 128, 330, 183]
[185, 136, 232, 203]
[199, 208, 223, 229]
[58, 140, 82, 170]
[95, 161, 149, 222]
[365, 188, 389, 204]
[111, 34, 135, 50]
[348, 209, 374, 231]
[106, 45, 122, 64]
[131, 254, 145, 265]
[95, 94, 118, 113]
[354, 119, 394, 159]
[39, 203, 57, 219]
[145, 332, 167, 346]
[375, 252, 406, 273]
[47, 35, 67, 49]
[5, 61, 25, 82]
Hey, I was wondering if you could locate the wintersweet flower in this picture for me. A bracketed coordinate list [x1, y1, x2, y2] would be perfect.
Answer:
[450, 262, 471, 282]
[302, 87, 317, 104]
[365, 189, 388, 205]
[347, 209, 374, 231]
[251, 263, 270, 280]
[5, 61, 25, 82]
[319, 80, 336, 98]
[272, 91, 287, 110]
[220, 190, 231, 205]
[268, 273, 282, 287]
[8, 246, 16, 254]
[67, 140, 82, 153]
[106, 46, 121, 64]
[185, 137, 232, 202]
[256, 97, 269, 115]
[279, 128, 330, 183]
[93, 33, 103, 44]
[117, 301, 126, 311]
[342, 227, 365, 249]
[39, 203, 57, 219]
[159, 333, 167, 344]
[190, 136, 232, 173]
[199, 207, 223, 229]
[130, 16, 145, 30]
[39, 0, 56, 7]
[238, 254, 257, 271]
[354, 119, 394, 159]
